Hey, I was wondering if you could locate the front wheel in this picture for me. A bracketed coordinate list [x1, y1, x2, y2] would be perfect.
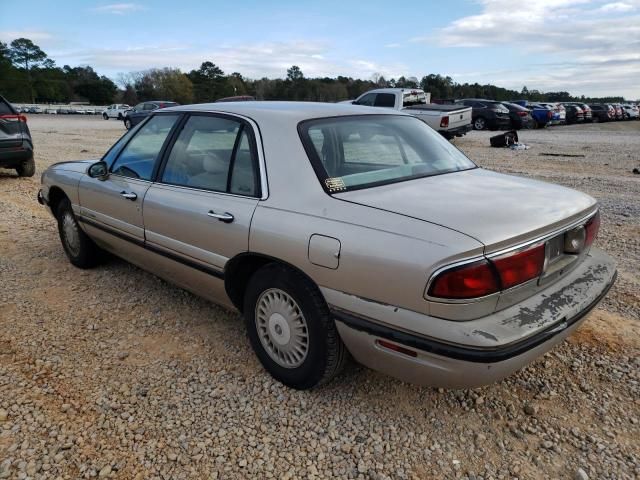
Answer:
[56, 198, 103, 268]
[16, 157, 35, 177]
[102, 113, 108, 120]
[124, 118, 131, 130]
[244, 264, 347, 390]
[473, 117, 486, 130]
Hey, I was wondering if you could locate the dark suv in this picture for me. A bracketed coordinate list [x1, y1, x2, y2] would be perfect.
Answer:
[455, 99, 511, 130]
[0, 95, 35, 177]
[123, 100, 179, 130]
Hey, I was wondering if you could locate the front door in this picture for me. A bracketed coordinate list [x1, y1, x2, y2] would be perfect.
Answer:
[78, 113, 182, 242]
[143, 113, 262, 274]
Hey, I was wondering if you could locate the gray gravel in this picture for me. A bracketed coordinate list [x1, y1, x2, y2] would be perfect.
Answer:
[0, 116, 638, 479]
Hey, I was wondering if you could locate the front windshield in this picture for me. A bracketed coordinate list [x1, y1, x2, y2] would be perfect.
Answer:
[299, 115, 476, 192]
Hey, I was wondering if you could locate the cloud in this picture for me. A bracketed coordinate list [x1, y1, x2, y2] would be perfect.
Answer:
[414, 0, 640, 97]
[92, 3, 144, 15]
[51, 40, 409, 81]
[0, 31, 53, 42]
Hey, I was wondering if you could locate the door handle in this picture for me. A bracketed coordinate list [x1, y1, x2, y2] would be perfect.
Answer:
[207, 210, 234, 223]
[120, 191, 137, 200]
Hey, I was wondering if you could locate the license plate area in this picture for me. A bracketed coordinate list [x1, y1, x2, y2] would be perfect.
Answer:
[540, 233, 579, 286]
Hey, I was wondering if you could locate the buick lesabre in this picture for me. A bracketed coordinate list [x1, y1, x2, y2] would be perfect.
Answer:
[38, 102, 616, 389]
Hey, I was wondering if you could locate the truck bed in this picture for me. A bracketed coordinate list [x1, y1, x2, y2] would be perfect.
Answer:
[404, 104, 468, 113]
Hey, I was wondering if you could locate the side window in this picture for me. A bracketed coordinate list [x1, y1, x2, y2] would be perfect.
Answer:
[373, 93, 396, 107]
[162, 115, 249, 194]
[110, 114, 180, 180]
[0, 99, 13, 114]
[355, 93, 376, 106]
[144, 103, 157, 111]
[229, 130, 258, 196]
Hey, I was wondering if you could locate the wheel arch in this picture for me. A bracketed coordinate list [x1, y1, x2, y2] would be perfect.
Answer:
[48, 186, 70, 215]
[224, 253, 321, 313]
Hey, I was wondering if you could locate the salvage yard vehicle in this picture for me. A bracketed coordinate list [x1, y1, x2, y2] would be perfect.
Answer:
[0, 95, 36, 177]
[102, 104, 130, 120]
[455, 99, 511, 131]
[564, 104, 584, 124]
[123, 100, 179, 130]
[38, 102, 617, 390]
[621, 104, 639, 119]
[500, 102, 533, 129]
[348, 88, 473, 139]
[512, 100, 553, 128]
[589, 104, 612, 122]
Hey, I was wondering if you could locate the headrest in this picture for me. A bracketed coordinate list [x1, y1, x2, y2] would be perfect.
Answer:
[202, 153, 226, 174]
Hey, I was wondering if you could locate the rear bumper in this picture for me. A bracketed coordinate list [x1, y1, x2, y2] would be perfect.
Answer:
[0, 143, 33, 168]
[440, 123, 473, 138]
[327, 247, 616, 388]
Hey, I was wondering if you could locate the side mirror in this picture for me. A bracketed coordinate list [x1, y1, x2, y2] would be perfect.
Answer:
[88, 161, 109, 180]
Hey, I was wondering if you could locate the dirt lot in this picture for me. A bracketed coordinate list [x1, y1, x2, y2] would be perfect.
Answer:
[1, 116, 639, 480]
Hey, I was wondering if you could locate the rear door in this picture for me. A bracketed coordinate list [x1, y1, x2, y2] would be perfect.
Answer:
[0, 97, 24, 148]
[143, 113, 262, 273]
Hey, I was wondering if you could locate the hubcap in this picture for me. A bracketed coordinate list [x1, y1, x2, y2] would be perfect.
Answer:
[475, 118, 485, 130]
[62, 212, 81, 257]
[255, 288, 309, 369]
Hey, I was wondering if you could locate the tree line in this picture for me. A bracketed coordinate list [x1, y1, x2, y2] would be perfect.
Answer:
[0, 37, 629, 106]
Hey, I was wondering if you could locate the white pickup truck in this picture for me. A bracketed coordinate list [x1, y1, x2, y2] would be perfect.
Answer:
[345, 88, 473, 139]
[101, 104, 130, 120]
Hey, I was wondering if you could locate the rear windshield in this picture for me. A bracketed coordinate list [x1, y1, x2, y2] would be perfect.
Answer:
[0, 99, 14, 115]
[402, 91, 427, 107]
[299, 115, 476, 193]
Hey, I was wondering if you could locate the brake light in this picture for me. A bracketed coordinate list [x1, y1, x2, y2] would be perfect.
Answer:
[491, 244, 545, 289]
[517, 111, 528, 117]
[547, 111, 552, 119]
[584, 211, 600, 248]
[0, 114, 27, 123]
[429, 260, 499, 299]
[440, 116, 449, 128]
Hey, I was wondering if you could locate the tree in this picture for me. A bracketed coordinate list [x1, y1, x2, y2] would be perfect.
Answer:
[135, 68, 193, 104]
[286, 65, 304, 82]
[188, 61, 232, 102]
[8, 38, 48, 103]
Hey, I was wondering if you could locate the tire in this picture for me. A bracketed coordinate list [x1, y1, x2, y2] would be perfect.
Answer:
[102, 113, 108, 120]
[593, 116, 600, 123]
[124, 118, 132, 130]
[244, 263, 347, 390]
[16, 157, 35, 177]
[117, 113, 123, 120]
[473, 117, 486, 130]
[56, 198, 103, 268]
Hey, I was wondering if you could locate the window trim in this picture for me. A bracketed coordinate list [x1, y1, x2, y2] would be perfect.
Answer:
[297, 114, 477, 195]
[108, 112, 184, 182]
[154, 111, 263, 199]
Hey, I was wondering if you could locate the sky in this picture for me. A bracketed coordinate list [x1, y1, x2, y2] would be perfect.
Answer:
[1, 0, 639, 98]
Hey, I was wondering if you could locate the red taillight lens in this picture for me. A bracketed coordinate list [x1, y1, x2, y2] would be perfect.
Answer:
[517, 111, 527, 117]
[375, 339, 417, 358]
[585, 211, 600, 248]
[0, 114, 27, 123]
[429, 260, 499, 299]
[440, 116, 449, 128]
[547, 111, 552, 119]
[491, 244, 545, 289]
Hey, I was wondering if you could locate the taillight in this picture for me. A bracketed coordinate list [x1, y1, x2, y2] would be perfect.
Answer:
[440, 116, 449, 128]
[428, 260, 499, 299]
[584, 211, 600, 248]
[517, 111, 528, 117]
[491, 244, 545, 289]
[0, 114, 27, 123]
[547, 111, 552, 119]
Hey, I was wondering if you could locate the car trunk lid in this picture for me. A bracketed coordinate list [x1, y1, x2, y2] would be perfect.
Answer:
[335, 168, 597, 253]
[0, 98, 25, 148]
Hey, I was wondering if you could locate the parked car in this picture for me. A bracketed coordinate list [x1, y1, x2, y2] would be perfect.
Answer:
[123, 101, 179, 130]
[565, 103, 592, 122]
[0, 95, 35, 177]
[564, 105, 585, 125]
[85, 108, 95, 115]
[56, 108, 69, 115]
[29, 106, 43, 114]
[44, 107, 58, 114]
[621, 104, 639, 119]
[102, 104, 130, 120]
[500, 102, 534, 129]
[537, 103, 563, 125]
[454, 99, 511, 130]
[511, 100, 553, 128]
[349, 88, 473, 139]
[589, 104, 615, 122]
[216, 96, 256, 102]
[37, 102, 617, 389]
[612, 104, 624, 120]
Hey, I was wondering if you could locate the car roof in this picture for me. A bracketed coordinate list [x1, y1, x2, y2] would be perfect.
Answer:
[163, 101, 408, 122]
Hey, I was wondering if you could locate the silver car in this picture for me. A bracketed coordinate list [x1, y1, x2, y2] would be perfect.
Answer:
[38, 102, 616, 390]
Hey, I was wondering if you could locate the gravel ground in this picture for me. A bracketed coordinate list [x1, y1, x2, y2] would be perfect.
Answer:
[1, 116, 639, 480]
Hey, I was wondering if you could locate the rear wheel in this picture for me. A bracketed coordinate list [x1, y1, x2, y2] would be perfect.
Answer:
[102, 113, 108, 120]
[473, 117, 486, 130]
[244, 263, 347, 389]
[16, 157, 35, 177]
[124, 118, 132, 130]
[56, 198, 103, 268]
